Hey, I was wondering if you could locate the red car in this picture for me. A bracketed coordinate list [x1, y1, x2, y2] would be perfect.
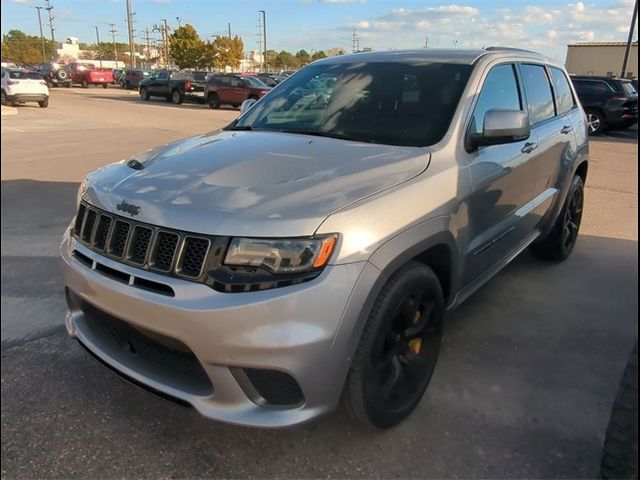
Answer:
[68, 63, 114, 88]
[204, 74, 271, 109]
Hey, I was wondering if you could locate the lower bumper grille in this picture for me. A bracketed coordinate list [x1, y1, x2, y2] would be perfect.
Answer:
[244, 368, 304, 407]
[70, 292, 213, 397]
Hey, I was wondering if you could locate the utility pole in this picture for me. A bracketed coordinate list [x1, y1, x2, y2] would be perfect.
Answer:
[95, 26, 102, 68]
[126, 0, 136, 68]
[44, 0, 55, 44]
[228, 22, 232, 39]
[352, 28, 359, 53]
[621, 0, 638, 78]
[144, 28, 151, 68]
[108, 23, 118, 66]
[163, 19, 170, 68]
[34, 7, 47, 64]
[259, 10, 266, 72]
[257, 14, 263, 71]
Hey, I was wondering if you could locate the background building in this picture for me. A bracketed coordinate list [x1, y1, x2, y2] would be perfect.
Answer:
[566, 41, 638, 79]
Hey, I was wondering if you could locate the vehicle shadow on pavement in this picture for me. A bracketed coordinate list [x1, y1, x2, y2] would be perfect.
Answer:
[84, 94, 240, 111]
[1, 179, 638, 479]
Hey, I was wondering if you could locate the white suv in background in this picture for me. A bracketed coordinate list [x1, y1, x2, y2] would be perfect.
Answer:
[1, 68, 49, 108]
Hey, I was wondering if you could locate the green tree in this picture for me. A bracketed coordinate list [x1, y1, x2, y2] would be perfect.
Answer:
[311, 50, 327, 61]
[170, 24, 209, 69]
[211, 35, 244, 70]
[274, 50, 299, 69]
[264, 49, 278, 69]
[295, 49, 310, 65]
[1, 29, 56, 65]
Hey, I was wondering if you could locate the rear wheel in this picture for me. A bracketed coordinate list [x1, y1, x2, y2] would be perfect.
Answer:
[1, 90, 7, 106]
[81, 80, 89, 89]
[102, 83, 108, 89]
[531, 175, 584, 261]
[586, 109, 606, 135]
[140, 87, 150, 101]
[343, 261, 444, 428]
[38, 98, 49, 108]
[171, 89, 184, 105]
[208, 93, 220, 109]
[125, 81, 131, 90]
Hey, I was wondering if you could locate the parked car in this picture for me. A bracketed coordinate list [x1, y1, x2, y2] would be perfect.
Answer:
[255, 74, 282, 87]
[68, 63, 114, 88]
[571, 75, 638, 134]
[112, 69, 126, 85]
[61, 48, 589, 429]
[204, 74, 271, 109]
[122, 69, 153, 90]
[36, 62, 72, 88]
[138, 70, 203, 104]
[1, 68, 49, 107]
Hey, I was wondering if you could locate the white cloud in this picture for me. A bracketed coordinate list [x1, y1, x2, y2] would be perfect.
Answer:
[1, 0, 31, 4]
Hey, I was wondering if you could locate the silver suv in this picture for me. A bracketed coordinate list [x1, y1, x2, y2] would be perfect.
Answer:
[61, 48, 588, 428]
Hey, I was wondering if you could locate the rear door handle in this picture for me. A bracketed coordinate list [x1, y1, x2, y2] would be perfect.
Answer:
[521, 142, 538, 154]
[561, 125, 574, 134]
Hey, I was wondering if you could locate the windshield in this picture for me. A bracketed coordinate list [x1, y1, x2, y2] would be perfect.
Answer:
[622, 82, 637, 96]
[193, 72, 208, 81]
[232, 62, 472, 146]
[8, 70, 42, 80]
[241, 76, 268, 88]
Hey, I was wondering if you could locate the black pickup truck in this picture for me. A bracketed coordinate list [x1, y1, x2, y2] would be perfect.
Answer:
[138, 70, 209, 104]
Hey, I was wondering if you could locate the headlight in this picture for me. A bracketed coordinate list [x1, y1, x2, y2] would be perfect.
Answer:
[224, 235, 337, 274]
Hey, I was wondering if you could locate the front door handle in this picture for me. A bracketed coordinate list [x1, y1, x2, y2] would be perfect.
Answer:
[521, 142, 538, 154]
[561, 125, 574, 134]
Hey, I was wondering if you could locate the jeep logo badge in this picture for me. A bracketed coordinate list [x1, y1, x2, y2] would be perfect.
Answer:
[116, 199, 141, 217]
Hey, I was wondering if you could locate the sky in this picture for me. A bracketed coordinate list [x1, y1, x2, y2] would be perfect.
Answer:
[1, 0, 638, 63]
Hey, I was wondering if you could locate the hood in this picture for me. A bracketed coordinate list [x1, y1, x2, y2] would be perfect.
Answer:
[83, 130, 430, 237]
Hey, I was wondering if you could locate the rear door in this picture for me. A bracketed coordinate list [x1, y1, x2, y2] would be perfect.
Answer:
[229, 76, 248, 104]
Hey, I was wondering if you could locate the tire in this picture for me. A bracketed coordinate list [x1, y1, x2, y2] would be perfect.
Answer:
[586, 109, 606, 135]
[64, 82, 71, 88]
[140, 88, 150, 101]
[102, 83, 108, 89]
[171, 89, 184, 105]
[601, 342, 638, 479]
[56, 70, 68, 81]
[125, 81, 131, 90]
[343, 261, 444, 429]
[1, 90, 7, 106]
[38, 98, 49, 108]
[530, 175, 584, 261]
[208, 93, 221, 109]
[81, 80, 88, 89]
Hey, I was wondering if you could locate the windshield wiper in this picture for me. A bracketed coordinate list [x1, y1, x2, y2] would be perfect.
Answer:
[224, 125, 254, 131]
[274, 129, 375, 143]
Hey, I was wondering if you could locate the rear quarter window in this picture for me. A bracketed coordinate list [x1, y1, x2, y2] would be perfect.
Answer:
[520, 64, 555, 125]
[549, 68, 576, 115]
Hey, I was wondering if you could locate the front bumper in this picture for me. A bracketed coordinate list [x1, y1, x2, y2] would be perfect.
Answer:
[61, 230, 371, 427]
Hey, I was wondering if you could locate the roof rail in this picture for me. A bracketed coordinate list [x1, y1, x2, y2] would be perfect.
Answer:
[484, 46, 540, 54]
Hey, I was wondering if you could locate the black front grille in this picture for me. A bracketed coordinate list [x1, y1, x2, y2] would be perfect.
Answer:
[109, 220, 130, 258]
[72, 202, 228, 285]
[127, 226, 153, 265]
[244, 368, 305, 406]
[179, 237, 210, 278]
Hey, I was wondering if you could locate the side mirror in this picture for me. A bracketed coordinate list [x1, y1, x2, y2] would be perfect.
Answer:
[240, 98, 257, 114]
[468, 109, 531, 150]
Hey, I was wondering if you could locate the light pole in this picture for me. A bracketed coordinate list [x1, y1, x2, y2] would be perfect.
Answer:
[176, 16, 182, 28]
[34, 7, 47, 64]
[95, 26, 103, 68]
[258, 10, 266, 72]
[126, 0, 136, 68]
[621, 0, 638, 78]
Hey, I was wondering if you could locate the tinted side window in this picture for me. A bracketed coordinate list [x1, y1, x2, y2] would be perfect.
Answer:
[471, 64, 522, 134]
[157, 72, 169, 80]
[573, 80, 612, 95]
[521, 64, 555, 125]
[550, 67, 575, 115]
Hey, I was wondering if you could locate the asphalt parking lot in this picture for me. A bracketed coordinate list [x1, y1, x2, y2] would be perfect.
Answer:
[1, 87, 638, 479]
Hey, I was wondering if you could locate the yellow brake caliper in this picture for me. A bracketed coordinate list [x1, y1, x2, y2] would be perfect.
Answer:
[408, 310, 422, 354]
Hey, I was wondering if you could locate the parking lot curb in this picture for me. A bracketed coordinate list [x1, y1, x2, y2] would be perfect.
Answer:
[1, 106, 18, 116]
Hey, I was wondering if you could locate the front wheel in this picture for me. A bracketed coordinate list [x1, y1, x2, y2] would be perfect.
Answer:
[38, 98, 49, 108]
[1, 90, 7, 106]
[208, 93, 220, 109]
[102, 83, 108, 89]
[140, 88, 150, 101]
[81, 80, 88, 89]
[171, 90, 184, 105]
[531, 175, 584, 261]
[343, 261, 444, 428]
